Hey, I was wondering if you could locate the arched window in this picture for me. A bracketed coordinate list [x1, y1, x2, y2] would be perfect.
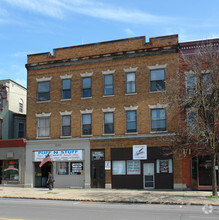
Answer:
[19, 99, 23, 113]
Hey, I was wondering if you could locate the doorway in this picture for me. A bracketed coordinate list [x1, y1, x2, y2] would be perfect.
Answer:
[143, 163, 155, 189]
[34, 162, 51, 187]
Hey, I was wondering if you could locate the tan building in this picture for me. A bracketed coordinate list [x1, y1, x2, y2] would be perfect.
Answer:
[26, 35, 183, 189]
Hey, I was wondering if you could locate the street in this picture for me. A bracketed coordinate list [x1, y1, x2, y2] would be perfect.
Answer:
[0, 198, 219, 220]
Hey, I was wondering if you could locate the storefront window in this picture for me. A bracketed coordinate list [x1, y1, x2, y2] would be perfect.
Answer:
[127, 160, 140, 175]
[112, 161, 126, 175]
[191, 158, 197, 186]
[3, 160, 19, 181]
[70, 162, 83, 175]
[56, 162, 69, 175]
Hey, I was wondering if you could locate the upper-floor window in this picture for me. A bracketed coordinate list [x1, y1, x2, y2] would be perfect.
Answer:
[62, 115, 71, 136]
[202, 72, 213, 94]
[37, 116, 50, 137]
[62, 79, 71, 99]
[104, 112, 114, 134]
[19, 99, 23, 113]
[82, 114, 92, 135]
[126, 72, 136, 94]
[82, 77, 91, 97]
[150, 69, 165, 92]
[37, 81, 50, 101]
[126, 110, 137, 133]
[187, 111, 198, 134]
[18, 123, 25, 138]
[151, 108, 166, 131]
[104, 74, 114, 95]
[186, 75, 196, 94]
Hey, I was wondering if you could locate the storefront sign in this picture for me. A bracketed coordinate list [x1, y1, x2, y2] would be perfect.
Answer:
[34, 150, 83, 161]
[133, 145, 147, 160]
[105, 161, 111, 170]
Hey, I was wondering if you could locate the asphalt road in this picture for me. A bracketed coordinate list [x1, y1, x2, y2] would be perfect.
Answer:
[0, 198, 219, 220]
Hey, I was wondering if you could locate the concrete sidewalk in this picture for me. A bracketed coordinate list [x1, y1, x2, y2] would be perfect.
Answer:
[0, 186, 219, 206]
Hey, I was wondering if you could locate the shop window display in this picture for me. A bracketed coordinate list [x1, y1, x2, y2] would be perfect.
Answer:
[3, 160, 19, 181]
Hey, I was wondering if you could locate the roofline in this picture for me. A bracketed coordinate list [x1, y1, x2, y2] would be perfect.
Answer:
[0, 79, 27, 90]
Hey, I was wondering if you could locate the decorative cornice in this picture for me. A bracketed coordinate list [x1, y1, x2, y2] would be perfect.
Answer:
[35, 112, 51, 117]
[80, 109, 93, 114]
[102, 107, 116, 112]
[148, 104, 168, 109]
[124, 105, 138, 111]
[80, 72, 93, 77]
[36, 76, 52, 82]
[102, 69, 115, 75]
[124, 67, 138, 72]
[60, 111, 72, 116]
[60, 74, 72, 79]
[147, 64, 167, 70]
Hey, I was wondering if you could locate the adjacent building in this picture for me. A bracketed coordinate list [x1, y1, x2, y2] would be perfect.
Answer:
[0, 79, 26, 185]
[25, 35, 185, 189]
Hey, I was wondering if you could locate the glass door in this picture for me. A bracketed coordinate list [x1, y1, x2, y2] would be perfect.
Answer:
[143, 163, 155, 189]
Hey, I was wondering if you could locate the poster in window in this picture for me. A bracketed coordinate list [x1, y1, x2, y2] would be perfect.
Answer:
[71, 162, 83, 175]
[160, 160, 169, 173]
[127, 160, 140, 174]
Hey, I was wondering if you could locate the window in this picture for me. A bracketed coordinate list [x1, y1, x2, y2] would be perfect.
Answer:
[186, 75, 196, 94]
[37, 117, 50, 137]
[126, 72, 136, 94]
[18, 123, 25, 138]
[3, 160, 19, 181]
[82, 114, 91, 135]
[62, 115, 71, 136]
[126, 110, 137, 133]
[104, 112, 114, 134]
[202, 73, 213, 94]
[151, 109, 166, 131]
[104, 74, 114, 95]
[150, 69, 165, 92]
[19, 99, 23, 113]
[127, 160, 140, 174]
[112, 161, 126, 175]
[187, 111, 198, 134]
[70, 162, 83, 175]
[38, 81, 50, 101]
[82, 77, 91, 97]
[56, 162, 69, 175]
[62, 79, 71, 99]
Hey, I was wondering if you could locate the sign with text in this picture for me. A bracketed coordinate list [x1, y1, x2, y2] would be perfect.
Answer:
[34, 150, 83, 161]
[105, 161, 111, 170]
[133, 145, 147, 160]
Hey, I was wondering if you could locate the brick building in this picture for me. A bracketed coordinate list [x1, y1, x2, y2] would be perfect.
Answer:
[25, 35, 183, 189]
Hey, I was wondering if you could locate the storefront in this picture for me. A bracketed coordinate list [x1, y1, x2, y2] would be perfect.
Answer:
[191, 155, 219, 190]
[25, 139, 90, 188]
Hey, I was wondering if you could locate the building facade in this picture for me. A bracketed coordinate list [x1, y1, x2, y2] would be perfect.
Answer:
[0, 79, 26, 185]
[26, 35, 183, 189]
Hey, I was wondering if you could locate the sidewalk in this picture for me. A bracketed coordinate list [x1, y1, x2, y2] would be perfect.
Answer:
[0, 186, 219, 206]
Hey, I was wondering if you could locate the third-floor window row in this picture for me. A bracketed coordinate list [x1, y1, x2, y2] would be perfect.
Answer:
[37, 68, 166, 101]
[36, 108, 167, 138]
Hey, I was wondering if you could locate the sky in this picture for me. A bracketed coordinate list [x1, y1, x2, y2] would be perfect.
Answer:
[0, 0, 219, 87]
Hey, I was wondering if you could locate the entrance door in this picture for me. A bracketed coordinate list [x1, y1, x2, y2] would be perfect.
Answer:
[34, 162, 51, 187]
[143, 163, 155, 189]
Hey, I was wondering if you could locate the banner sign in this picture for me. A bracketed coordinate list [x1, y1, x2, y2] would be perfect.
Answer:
[34, 150, 83, 161]
[133, 145, 147, 160]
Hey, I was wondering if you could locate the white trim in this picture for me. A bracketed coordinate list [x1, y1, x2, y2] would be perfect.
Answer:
[60, 74, 72, 79]
[36, 76, 52, 82]
[102, 69, 115, 75]
[124, 105, 138, 111]
[147, 64, 167, 70]
[80, 109, 93, 114]
[35, 112, 51, 117]
[148, 104, 168, 109]
[80, 72, 93, 77]
[123, 67, 138, 72]
[60, 110, 72, 116]
[184, 70, 194, 75]
[102, 107, 115, 113]
[169, 159, 173, 173]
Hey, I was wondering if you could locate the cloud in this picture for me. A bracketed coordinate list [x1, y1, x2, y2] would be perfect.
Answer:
[125, 28, 135, 36]
[2, 0, 173, 24]
[11, 51, 33, 57]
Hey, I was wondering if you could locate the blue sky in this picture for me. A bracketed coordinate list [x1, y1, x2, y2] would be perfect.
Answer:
[0, 0, 219, 87]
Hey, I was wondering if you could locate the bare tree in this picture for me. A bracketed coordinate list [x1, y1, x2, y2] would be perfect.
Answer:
[161, 41, 219, 196]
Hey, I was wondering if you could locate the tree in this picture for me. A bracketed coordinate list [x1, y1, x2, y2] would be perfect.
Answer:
[161, 41, 219, 196]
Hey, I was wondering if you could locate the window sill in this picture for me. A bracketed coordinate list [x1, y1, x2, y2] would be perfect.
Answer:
[103, 95, 115, 98]
[60, 136, 72, 138]
[150, 130, 168, 134]
[102, 133, 115, 136]
[81, 134, 93, 137]
[61, 99, 71, 101]
[125, 93, 137, 96]
[125, 132, 138, 135]
[149, 90, 166, 94]
[36, 100, 51, 103]
[81, 97, 92, 99]
[36, 136, 51, 139]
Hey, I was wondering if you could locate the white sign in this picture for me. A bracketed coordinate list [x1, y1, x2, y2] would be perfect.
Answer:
[34, 150, 83, 161]
[105, 161, 111, 170]
[133, 145, 147, 160]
